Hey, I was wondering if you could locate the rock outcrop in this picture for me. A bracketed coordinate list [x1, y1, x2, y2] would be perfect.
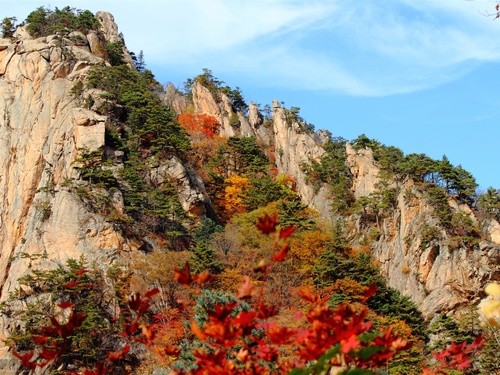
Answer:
[182, 78, 500, 319]
[0, 15, 212, 360]
[1, 11, 499, 373]
[345, 146, 500, 318]
[184, 84, 333, 218]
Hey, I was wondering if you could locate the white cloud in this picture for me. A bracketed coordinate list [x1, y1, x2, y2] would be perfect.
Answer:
[5, 0, 500, 96]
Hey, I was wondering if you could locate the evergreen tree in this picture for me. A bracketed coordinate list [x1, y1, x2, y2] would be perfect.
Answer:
[105, 41, 125, 66]
[194, 218, 223, 243]
[25, 6, 48, 37]
[478, 187, 500, 221]
[428, 314, 476, 353]
[133, 50, 146, 72]
[312, 221, 346, 289]
[1, 17, 16, 38]
[189, 242, 223, 275]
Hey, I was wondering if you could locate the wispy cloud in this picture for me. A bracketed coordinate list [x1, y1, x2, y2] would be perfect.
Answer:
[6, 0, 500, 96]
[131, 0, 500, 96]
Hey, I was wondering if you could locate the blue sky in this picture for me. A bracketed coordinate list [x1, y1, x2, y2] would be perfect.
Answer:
[3, 0, 500, 190]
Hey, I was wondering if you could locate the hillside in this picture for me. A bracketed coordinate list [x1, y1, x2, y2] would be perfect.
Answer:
[0, 7, 500, 374]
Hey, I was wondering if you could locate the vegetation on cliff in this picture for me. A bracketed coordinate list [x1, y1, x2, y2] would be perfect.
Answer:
[2, 6, 500, 375]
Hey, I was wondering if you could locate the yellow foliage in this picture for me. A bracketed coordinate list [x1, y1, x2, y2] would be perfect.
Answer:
[331, 277, 367, 302]
[223, 174, 250, 214]
[218, 268, 244, 293]
[275, 173, 296, 195]
[290, 230, 331, 264]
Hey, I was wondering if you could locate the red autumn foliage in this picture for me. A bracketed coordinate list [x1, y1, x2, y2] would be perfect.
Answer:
[174, 261, 193, 285]
[423, 335, 486, 374]
[177, 113, 219, 139]
[12, 212, 485, 374]
[13, 283, 160, 374]
[166, 212, 484, 375]
[255, 212, 278, 235]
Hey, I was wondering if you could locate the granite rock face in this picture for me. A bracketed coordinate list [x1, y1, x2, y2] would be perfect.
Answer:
[181, 79, 500, 318]
[1, 11, 499, 372]
[0, 15, 212, 361]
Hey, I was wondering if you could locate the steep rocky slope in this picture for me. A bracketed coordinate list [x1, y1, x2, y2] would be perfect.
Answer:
[0, 13, 212, 358]
[1, 9, 500, 370]
[173, 81, 500, 319]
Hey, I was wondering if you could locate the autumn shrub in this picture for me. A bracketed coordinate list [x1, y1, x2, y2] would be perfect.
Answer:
[177, 113, 219, 140]
[168, 212, 483, 375]
[7, 214, 488, 375]
[3, 257, 159, 374]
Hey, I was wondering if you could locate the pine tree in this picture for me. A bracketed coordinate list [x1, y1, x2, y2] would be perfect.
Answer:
[1, 17, 16, 38]
[189, 242, 223, 275]
[312, 221, 346, 289]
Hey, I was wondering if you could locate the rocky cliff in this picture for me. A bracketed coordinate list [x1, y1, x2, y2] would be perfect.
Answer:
[1, 10, 500, 370]
[180, 81, 500, 319]
[345, 145, 500, 318]
[0, 13, 212, 366]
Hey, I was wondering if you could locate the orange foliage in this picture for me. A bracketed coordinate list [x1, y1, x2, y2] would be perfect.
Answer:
[218, 268, 245, 294]
[290, 230, 331, 264]
[331, 278, 368, 303]
[222, 175, 249, 215]
[177, 113, 219, 139]
[188, 136, 226, 179]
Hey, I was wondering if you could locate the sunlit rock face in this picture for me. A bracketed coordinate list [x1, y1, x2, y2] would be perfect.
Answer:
[0, 11, 499, 373]
[186, 78, 500, 319]
[0, 15, 213, 369]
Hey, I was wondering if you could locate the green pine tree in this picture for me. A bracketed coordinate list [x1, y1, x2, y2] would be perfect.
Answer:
[189, 242, 223, 275]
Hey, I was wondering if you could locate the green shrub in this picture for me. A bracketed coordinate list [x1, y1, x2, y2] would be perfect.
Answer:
[25, 6, 99, 37]
[420, 225, 441, 249]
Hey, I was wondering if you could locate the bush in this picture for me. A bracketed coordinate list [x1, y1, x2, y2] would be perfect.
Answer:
[25, 6, 100, 37]
[3, 258, 158, 373]
[420, 225, 441, 249]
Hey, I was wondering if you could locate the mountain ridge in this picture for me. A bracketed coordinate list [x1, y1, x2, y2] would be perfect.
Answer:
[0, 8, 499, 372]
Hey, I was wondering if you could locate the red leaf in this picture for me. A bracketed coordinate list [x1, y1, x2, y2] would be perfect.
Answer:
[174, 262, 192, 285]
[298, 288, 320, 303]
[39, 347, 59, 361]
[129, 292, 151, 314]
[236, 276, 255, 299]
[256, 213, 278, 235]
[261, 322, 296, 345]
[107, 344, 130, 361]
[255, 302, 278, 319]
[63, 280, 79, 288]
[122, 321, 139, 336]
[145, 288, 160, 298]
[193, 270, 216, 286]
[272, 242, 289, 262]
[467, 334, 486, 352]
[362, 283, 378, 303]
[279, 225, 296, 239]
[190, 320, 207, 340]
[83, 364, 109, 375]
[340, 335, 360, 354]
[33, 335, 49, 345]
[141, 324, 155, 343]
[233, 311, 256, 328]
[57, 301, 74, 309]
[163, 345, 181, 357]
[257, 344, 279, 362]
[72, 267, 87, 276]
[13, 351, 37, 370]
